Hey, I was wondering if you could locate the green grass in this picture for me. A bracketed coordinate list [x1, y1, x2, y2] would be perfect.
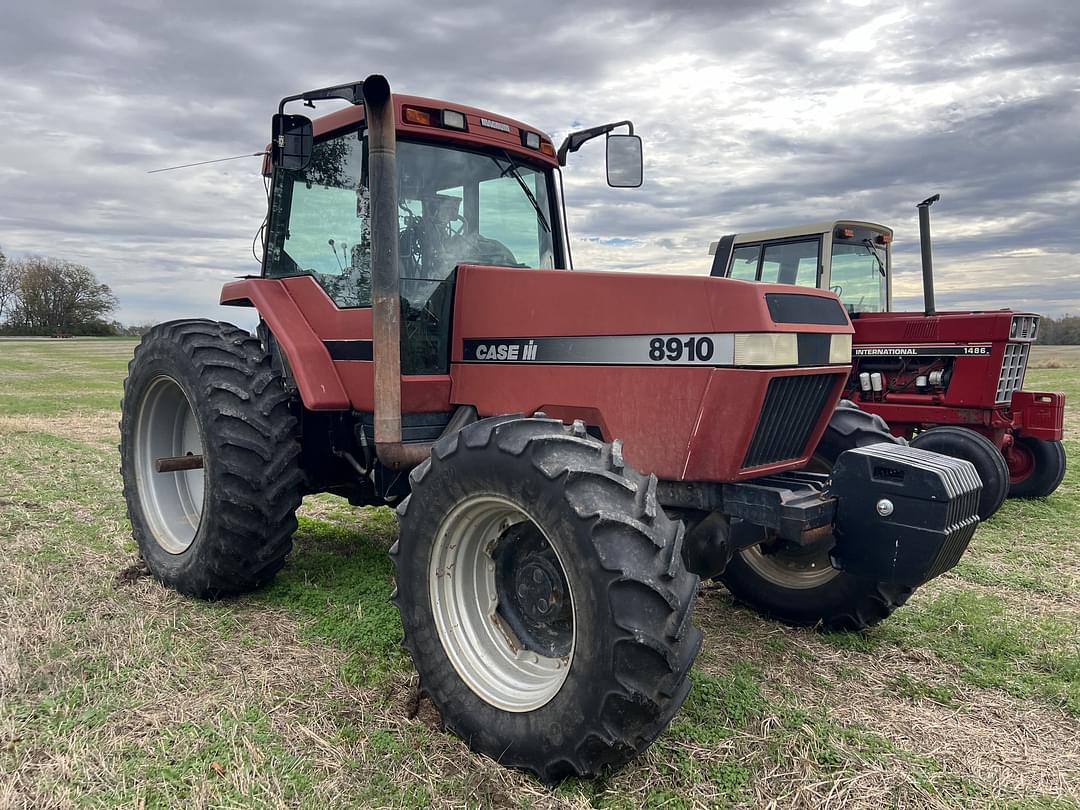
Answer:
[2, 337, 1079, 809]
[261, 513, 409, 687]
[876, 589, 1080, 714]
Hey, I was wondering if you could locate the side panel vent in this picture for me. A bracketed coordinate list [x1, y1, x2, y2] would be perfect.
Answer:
[903, 320, 940, 340]
[743, 374, 835, 469]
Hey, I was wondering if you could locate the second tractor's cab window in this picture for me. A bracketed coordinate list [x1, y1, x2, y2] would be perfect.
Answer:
[828, 227, 889, 314]
[829, 242, 886, 313]
[729, 245, 760, 280]
[760, 239, 819, 286]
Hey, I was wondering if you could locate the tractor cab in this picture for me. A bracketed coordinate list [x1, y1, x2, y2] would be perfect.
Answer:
[261, 85, 642, 376]
[708, 220, 894, 315]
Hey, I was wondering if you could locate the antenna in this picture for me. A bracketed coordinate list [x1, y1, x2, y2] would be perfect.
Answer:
[147, 152, 267, 174]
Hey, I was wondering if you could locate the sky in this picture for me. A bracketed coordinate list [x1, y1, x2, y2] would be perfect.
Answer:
[1, 0, 1078, 325]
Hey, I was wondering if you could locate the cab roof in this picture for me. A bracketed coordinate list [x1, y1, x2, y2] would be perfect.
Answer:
[709, 220, 893, 255]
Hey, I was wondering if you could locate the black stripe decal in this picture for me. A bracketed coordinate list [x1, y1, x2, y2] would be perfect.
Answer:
[797, 333, 831, 366]
[325, 339, 373, 361]
[853, 344, 992, 357]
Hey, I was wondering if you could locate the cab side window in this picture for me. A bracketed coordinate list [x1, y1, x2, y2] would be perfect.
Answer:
[760, 239, 819, 287]
[728, 245, 760, 280]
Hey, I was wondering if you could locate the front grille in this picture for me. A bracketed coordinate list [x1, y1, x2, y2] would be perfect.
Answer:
[743, 373, 836, 469]
[996, 343, 1030, 404]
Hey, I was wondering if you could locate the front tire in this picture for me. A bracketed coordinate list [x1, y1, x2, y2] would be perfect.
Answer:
[120, 320, 303, 597]
[910, 426, 1009, 520]
[1007, 437, 1067, 499]
[392, 417, 702, 781]
[719, 401, 913, 631]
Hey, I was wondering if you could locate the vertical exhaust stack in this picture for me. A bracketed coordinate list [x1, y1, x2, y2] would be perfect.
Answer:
[364, 74, 433, 470]
[917, 193, 940, 316]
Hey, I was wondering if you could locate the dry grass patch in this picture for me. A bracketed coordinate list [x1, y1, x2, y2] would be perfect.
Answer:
[0, 412, 119, 449]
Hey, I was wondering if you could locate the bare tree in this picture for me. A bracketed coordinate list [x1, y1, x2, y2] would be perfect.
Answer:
[5, 257, 117, 335]
[0, 246, 15, 324]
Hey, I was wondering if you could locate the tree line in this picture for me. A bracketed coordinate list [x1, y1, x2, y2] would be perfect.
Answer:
[1035, 315, 1080, 346]
[0, 246, 130, 336]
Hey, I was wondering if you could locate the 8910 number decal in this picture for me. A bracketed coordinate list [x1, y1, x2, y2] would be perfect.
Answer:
[649, 336, 715, 362]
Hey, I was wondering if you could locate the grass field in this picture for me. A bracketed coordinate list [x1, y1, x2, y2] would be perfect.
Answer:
[1, 339, 1077, 809]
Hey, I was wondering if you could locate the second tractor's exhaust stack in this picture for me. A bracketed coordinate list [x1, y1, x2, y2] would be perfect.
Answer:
[364, 74, 434, 470]
[917, 193, 940, 316]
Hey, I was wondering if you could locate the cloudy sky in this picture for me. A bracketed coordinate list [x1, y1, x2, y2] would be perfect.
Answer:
[1, 0, 1078, 325]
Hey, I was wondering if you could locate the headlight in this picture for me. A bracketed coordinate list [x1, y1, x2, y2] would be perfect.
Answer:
[830, 334, 853, 364]
[733, 333, 798, 366]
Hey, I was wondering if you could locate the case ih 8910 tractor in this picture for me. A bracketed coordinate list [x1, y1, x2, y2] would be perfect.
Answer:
[708, 197, 1067, 522]
[120, 76, 981, 780]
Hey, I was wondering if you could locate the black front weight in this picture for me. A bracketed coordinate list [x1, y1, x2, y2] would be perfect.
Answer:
[829, 442, 982, 587]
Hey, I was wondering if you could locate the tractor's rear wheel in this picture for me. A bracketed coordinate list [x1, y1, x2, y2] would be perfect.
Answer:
[910, 426, 1009, 520]
[719, 401, 913, 631]
[1007, 437, 1067, 499]
[120, 319, 303, 597]
[392, 416, 702, 781]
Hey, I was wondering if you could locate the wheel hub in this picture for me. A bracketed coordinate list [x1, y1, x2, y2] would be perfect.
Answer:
[494, 525, 572, 657]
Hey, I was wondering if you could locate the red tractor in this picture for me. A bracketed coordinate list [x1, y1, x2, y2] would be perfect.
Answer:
[121, 76, 981, 780]
[708, 196, 1067, 521]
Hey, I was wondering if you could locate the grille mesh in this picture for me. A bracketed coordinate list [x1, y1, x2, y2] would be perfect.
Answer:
[743, 374, 836, 469]
[996, 343, 1030, 404]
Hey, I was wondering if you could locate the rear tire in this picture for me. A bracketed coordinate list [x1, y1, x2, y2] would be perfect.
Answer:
[719, 401, 913, 631]
[910, 426, 1009, 520]
[120, 319, 303, 597]
[392, 416, 702, 781]
[1008, 437, 1067, 499]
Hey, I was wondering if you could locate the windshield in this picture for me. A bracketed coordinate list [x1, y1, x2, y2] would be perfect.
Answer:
[265, 131, 558, 373]
[830, 242, 886, 313]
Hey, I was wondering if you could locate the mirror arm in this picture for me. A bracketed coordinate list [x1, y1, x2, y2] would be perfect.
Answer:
[557, 120, 635, 166]
[277, 81, 366, 114]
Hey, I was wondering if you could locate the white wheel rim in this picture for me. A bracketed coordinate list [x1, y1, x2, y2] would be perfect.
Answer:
[739, 452, 840, 589]
[739, 542, 840, 589]
[133, 375, 205, 554]
[429, 495, 575, 712]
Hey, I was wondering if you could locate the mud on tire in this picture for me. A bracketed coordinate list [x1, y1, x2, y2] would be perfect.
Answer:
[120, 319, 303, 597]
[392, 416, 703, 781]
[719, 400, 913, 631]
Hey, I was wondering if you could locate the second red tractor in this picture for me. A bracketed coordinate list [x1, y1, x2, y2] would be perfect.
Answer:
[709, 196, 1067, 521]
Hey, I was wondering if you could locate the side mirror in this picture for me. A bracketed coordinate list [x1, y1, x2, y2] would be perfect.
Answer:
[271, 113, 313, 170]
[606, 134, 643, 188]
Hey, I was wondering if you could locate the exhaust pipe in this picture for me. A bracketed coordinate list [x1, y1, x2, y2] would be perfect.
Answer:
[364, 74, 433, 470]
[917, 193, 939, 316]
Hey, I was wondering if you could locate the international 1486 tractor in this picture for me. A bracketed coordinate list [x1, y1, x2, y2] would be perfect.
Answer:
[121, 75, 982, 781]
[708, 196, 1067, 523]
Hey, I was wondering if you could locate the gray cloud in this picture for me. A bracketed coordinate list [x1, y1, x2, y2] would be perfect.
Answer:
[1, 0, 1078, 324]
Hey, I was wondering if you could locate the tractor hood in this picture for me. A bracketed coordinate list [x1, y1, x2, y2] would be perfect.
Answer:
[451, 265, 854, 352]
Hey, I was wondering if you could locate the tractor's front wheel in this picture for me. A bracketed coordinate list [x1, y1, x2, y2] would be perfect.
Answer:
[719, 401, 913, 631]
[1007, 436, 1067, 499]
[910, 426, 1009, 520]
[392, 417, 702, 781]
[120, 320, 303, 597]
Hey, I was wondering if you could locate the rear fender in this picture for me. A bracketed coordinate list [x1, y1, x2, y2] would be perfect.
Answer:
[220, 279, 350, 410]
